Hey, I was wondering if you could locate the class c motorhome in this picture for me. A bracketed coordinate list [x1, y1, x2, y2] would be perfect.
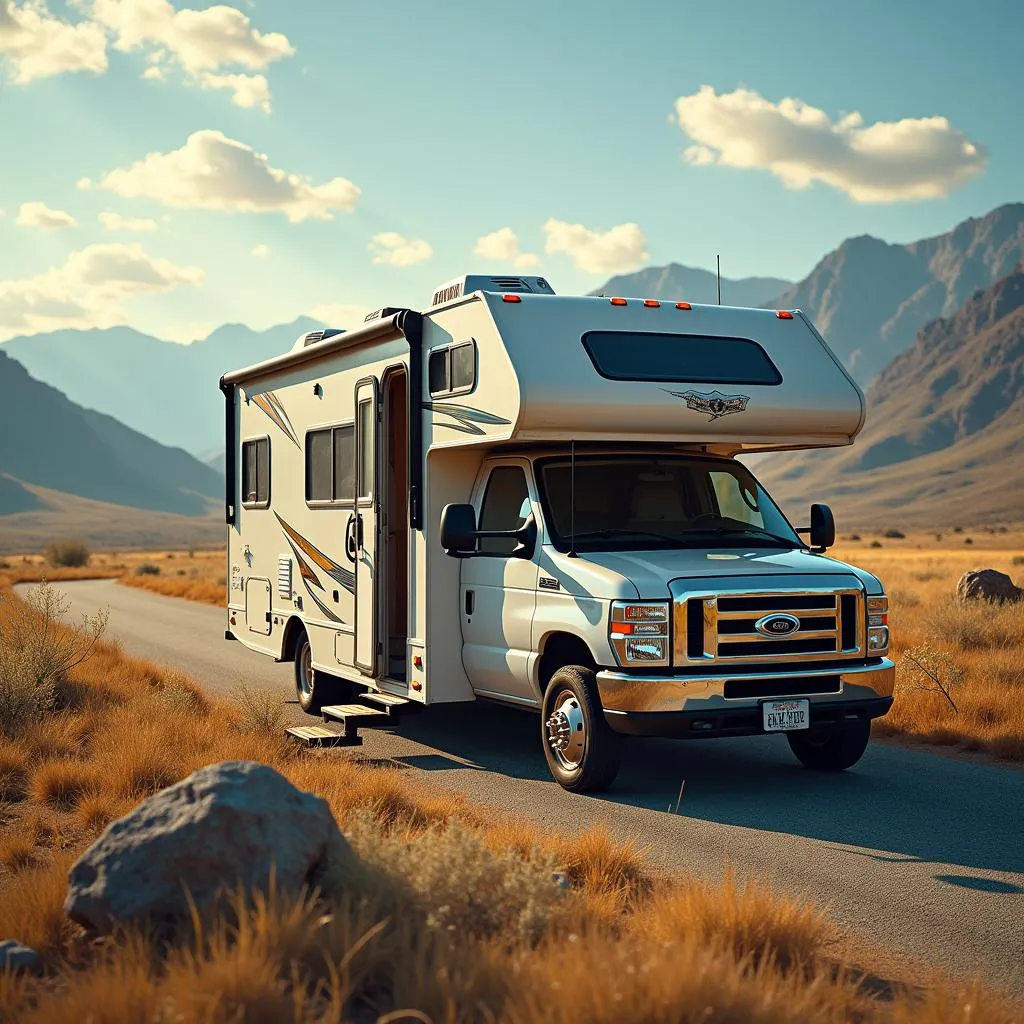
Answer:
[219, 274, 894, 792]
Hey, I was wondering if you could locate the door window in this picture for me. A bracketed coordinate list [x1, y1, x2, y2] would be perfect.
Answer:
[478, 466, 530, 555]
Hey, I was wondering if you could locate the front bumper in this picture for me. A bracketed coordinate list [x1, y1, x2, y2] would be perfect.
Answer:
[597, 659, 895, 739]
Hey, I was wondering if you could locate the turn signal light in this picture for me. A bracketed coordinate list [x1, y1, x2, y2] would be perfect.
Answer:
[776, 310, 794, 319]
[676, 301, 692, 310]
[610, 297, 628, 306]
[502, 294, 522, 303]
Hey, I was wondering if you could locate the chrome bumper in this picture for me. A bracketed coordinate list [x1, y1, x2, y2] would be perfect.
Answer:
[596, 659, 895, 715]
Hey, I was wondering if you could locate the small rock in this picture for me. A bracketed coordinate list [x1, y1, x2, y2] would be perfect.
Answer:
[551, 872, 570, 891]
[0, 940, 42, 973]
[64, 761, 356, 936]
[956, 569, 1024, 603]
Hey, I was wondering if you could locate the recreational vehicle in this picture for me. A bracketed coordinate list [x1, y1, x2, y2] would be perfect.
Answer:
[219, 274, 894, 792]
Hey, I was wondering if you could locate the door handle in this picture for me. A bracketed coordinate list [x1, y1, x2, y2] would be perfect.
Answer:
[465, 590, 475, 616]
[345, 515, 357, 561]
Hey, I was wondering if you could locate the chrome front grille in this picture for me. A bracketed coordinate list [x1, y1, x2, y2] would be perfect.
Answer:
[671, 579, 865, 666]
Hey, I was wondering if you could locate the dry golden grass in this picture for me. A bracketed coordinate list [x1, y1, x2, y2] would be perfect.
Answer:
[834, 535, 1024, 761]
[0, 579, 1019, 1022]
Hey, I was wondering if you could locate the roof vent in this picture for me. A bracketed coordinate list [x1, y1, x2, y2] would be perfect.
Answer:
[292, 327, 345, 352]
[429, 274, 555, 307]
[364, 306, 402, 323]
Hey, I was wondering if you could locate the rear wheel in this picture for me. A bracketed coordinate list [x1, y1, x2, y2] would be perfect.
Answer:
[293, 633, 355, 714]
[787, 720, 871, 771]
[541, 665, 622, 793]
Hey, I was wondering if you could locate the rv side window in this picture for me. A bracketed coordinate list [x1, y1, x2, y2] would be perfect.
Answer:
[241, 438, 270, 507]
[306, 425, 354, 504]
[428, 340, 476, 397]
[581, 331, 782, 386]
[478, 466, 530, 555]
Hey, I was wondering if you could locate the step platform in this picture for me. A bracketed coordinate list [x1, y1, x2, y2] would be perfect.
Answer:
[285, 724, 362, 748]
[287, 692, 419, 749]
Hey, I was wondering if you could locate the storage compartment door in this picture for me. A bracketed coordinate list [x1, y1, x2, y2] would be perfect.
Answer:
[245, 577, 272, 635]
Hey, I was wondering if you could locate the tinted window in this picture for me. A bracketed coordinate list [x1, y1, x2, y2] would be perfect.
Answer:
[306, 429, 332, 502]
[582, 331, 781, 386]
[333, 426, 354, 501]
[242, 438, 269, 505]
[451, 341, 475, 391]
[357, 401, 374, 498]
[429, 340, 476, 396]
[428, 350, 449, 395]
[479, 466, 530, 555]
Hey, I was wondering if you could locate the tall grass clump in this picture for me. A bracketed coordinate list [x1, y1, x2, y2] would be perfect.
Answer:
[923, 597, 1024, 651]
[0, 581, 107, 736]
[43, 538, 91, 568]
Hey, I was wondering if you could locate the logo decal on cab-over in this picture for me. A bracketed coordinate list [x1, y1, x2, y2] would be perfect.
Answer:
[664, 389, 750, 421]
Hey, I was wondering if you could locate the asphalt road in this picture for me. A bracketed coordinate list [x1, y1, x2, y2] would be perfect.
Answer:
[23, 579, 1024, 997]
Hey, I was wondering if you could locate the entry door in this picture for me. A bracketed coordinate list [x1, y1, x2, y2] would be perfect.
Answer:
[353, 377, 380, 674]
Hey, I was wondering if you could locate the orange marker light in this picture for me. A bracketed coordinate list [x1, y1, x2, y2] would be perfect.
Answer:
[643, 299, 660, 308]
[675, 301, 692, 310]
[413, 655, 423, 669]
[502, 294, 522, 303]
[411, 680, 423, 692]
[776, 310, 794, 319]
[610, 297, 627, 306]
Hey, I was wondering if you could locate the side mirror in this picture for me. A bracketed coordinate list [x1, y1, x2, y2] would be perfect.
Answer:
[440, 503, 478, 554]
[809, 503, 836, 551]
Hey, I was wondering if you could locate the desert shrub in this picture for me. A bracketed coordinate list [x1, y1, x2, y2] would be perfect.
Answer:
[847, 533, 861, 541]
[0, 559, 11, 570]
[869, 540, 882, 548]
[1012, 555, 1024, 566]
[43, 538, 91, 568]
[924, 598, 1024, 651]
[0, 582, 107, 736]
[134, 563, 161, 576]
[884, 528, 906, 539]
[230, 683, 285, 735]
[898, 645, 965, 712]
[29, 759, 100, 809]
[965, 537, 974, 545]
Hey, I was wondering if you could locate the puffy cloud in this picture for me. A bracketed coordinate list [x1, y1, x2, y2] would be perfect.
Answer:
[0, 0, 107, 83]
[308, 303, 366, 328]
[98, 210, 158, 232]
[0, 242, 203, 339]
[542, 218, 647, 275]
[250, 243, 269, 258]
[672, 85, 987, 203]
[473, 227, 539, 270]
[369, 232, 433, 267]
[93, 130, 361, 222]
[16, 201, 77, 229]
[196, 70, 269, 111]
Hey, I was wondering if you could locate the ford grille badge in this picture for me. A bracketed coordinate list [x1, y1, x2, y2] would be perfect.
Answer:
[754, 613, 800, 637]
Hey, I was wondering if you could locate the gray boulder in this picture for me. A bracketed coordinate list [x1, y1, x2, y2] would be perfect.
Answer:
[0, 940, 42, 973]
[956, 569, 1024, 603]
[64, 761, 354, 935]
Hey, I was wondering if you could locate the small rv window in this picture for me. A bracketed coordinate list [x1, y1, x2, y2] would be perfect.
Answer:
[478, 466, 529, 555]
[357, 401, 374, 498]
[242, 438, 270, 507]
[429, 340, 476, 397]
[306, 425, 354, 504]
[581, 331, 782, 386]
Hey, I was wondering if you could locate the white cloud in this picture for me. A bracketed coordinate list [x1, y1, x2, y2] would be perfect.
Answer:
[94, 130, 361, 222]
[474, 227, 539, 270]
[673, 85, 987, 203]
[99, 210, 158, 232]
[250, 243, 269, 258]
[16, 201, 77, 229]
[0, 242, 203, 340]
[0, 0, 107, 83]
[369, 232, 433, 267]
[308, 303, 366, 328]
[197, 70, 269, 111]
[542, 218, 647, 275]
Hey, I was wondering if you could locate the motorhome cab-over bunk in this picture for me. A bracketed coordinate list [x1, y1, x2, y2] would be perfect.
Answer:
[219, 273, 894, 792]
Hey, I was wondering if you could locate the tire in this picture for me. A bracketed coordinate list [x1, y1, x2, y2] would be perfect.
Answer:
[541, 665, 622, 793]
[293, 633, 355, 715]
[787, 720, 872, 771]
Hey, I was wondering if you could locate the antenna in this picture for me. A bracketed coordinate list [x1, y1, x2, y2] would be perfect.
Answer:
[716, 254, 722, 305]
[568, 440, 577, 558]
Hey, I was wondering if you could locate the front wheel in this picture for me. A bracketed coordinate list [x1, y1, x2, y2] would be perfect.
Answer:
[541, 666, 622, 793]
[787, 720, 872, 771]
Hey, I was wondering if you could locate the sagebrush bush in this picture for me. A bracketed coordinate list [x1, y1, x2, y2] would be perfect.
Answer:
[43, 539, 91, 568]
[230, 683, 285, 735]
[0, 582, 107, 736]
[134, 563, 161, 577]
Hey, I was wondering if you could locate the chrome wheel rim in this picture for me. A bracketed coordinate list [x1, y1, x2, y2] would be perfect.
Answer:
[545, 689, 586, 771]
[299, 642, 314, 697]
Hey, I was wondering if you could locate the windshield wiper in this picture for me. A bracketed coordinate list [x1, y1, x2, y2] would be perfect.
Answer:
[570, 528, 685, 545]
[689, 525, 801, 547]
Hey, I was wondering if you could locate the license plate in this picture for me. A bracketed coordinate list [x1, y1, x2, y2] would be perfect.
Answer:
[762, 699, 810, 732]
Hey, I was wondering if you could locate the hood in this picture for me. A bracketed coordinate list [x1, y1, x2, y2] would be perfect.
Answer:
[572, 546, 880, 599]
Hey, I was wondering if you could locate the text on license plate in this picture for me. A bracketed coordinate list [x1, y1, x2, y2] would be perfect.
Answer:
[762, 699, 810, 732]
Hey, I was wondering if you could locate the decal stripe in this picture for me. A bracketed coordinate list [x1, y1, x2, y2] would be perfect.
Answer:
[423, 401, 511, 436]
[276, 513, 355, 595]
[252, 391, 301, 448]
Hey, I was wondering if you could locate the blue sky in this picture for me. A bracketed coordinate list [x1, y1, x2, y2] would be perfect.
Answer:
[0, 0, 1021, 343]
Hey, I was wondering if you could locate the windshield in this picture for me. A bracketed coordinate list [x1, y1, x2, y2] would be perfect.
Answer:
[536, 455, 802, 553]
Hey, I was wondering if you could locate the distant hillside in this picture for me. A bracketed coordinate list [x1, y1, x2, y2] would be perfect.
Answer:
[767, 203, 1024, 385]
[591, 264, 790, 307]
[759, 265, 1024, 527]
[0, 350, 221, 517]
[2, 317, 322, 457]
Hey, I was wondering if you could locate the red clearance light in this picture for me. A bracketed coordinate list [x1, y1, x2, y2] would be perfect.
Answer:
[675, 301, 692, 310]
[776, 310, 794, 319]
[502, 294, 522, 303]
[610, 297, 627, 306]
[643, 299, 660, 308]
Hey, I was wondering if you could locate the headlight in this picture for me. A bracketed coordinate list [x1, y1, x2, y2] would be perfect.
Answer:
[866, 596, 889, 653]
[610, 601, 670, 667]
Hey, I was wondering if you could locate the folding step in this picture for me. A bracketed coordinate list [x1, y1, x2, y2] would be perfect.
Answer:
[362, 692, 417, 715]
[286, 724, 362, 748]
[320, 703, 391, 742]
